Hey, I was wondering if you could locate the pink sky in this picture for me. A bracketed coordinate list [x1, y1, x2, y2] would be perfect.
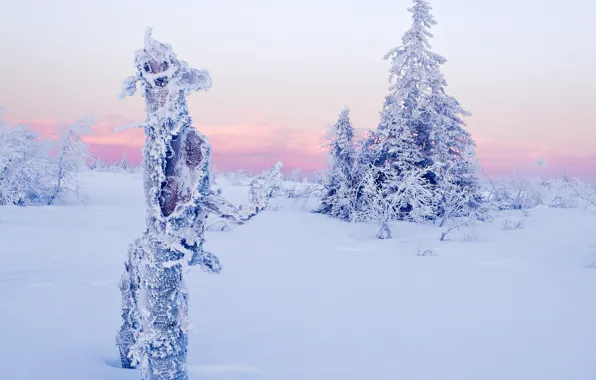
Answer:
[8, 116, 595, 181]
[1, 1, 594, 181]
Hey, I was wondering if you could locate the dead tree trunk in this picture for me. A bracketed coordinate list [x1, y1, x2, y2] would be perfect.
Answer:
[116, 28, 216, 380]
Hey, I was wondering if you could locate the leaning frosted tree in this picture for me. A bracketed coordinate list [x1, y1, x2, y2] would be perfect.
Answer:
[116, 28, 255, 380]
[48, 118, 92, 204]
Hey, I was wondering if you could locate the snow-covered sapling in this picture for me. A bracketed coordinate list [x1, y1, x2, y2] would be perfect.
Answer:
[502, 210, 530, 231]
[416, 242, 439, 256]
[285, 168, 304, 199]
[291, 182, 324, 211]
[48, 118, 93, 204]
[120, 151, 130, 172]
[249, 161, 284, 212]
[317, 107, 357, 220]
[230, 169, 248, 186]
[435, 161, 489, 241]
[439, 217, 477, 241]
[289, 168, 302, 182]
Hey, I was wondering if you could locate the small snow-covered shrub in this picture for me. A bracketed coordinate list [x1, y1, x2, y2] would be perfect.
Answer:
[230, 169, 250, 186]
[502, 219, 524, 230]
[249, 161, 284, 212]
[547, 178, 595, 209]
[436, 162, 490, 227]
[416, 242, 438, 256]
[439, 217, 478, 242]
[290, 183, 324, 211]
[463, 232, 477, 242]
[502, 211, 529, 231]
[484, 176, 595, 211]
[287, 168, 302, 183]
[485, 178, 541, 210]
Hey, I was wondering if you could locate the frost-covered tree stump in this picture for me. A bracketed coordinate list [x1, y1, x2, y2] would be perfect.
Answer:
[115, 28, 255, 380]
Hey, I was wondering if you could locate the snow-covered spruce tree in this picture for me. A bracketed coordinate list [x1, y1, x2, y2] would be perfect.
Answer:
[48, 119, 92, 204]
[316, 107, 357, 220]
[355, 0, 441, 218]
[116, 28, 257, 379]
[376, 0, 444, 171]
[377, 0, 481, 216]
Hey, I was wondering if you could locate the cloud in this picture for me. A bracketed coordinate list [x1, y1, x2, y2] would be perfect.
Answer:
[6, 115, 328, 173]
[5, 116, 594, 180]
[475, 136, 596, 180]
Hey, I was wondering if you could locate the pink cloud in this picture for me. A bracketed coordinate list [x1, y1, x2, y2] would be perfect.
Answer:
[475, 136, 596, 180]
[6, 116, 594, 181]
[7, 116, 328, 174]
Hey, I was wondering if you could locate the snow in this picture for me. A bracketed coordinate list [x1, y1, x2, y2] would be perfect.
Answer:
[1, 171, 596, 380]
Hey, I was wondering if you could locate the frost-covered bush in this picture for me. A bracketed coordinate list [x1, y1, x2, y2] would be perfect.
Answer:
[501, 211, 530, 231]
[354, 164, 435, 239]
[249, 161, 284, 212]
[289, 182, 324, 211]
[47, 118, 93, 204]
[0, 111, 91, 206]
[544, 177, 594, 209]
[435, 162, 490, 227]
[0, 124, 54, 205]
[229, 169, 250, 186]
[484, 176, 595, 211]
[284, 169, 309, 199]
[485, 178, 544, 210]
[286, 168, 302, 182]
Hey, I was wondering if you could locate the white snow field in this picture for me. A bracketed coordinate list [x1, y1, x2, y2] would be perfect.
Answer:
[1, 171, 596, 380]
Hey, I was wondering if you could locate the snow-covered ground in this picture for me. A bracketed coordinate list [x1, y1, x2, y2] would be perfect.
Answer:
[1, 171, 595, 380]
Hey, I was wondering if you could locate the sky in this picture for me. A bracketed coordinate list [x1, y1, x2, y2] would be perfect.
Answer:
[1, 0, 595, 179]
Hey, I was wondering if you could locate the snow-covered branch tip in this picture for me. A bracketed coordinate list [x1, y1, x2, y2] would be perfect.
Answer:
[113, 123, 144, 133]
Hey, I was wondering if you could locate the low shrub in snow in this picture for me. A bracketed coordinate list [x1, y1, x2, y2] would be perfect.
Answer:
[249, 161, 284, 212]
[484, 175, 595, 211]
